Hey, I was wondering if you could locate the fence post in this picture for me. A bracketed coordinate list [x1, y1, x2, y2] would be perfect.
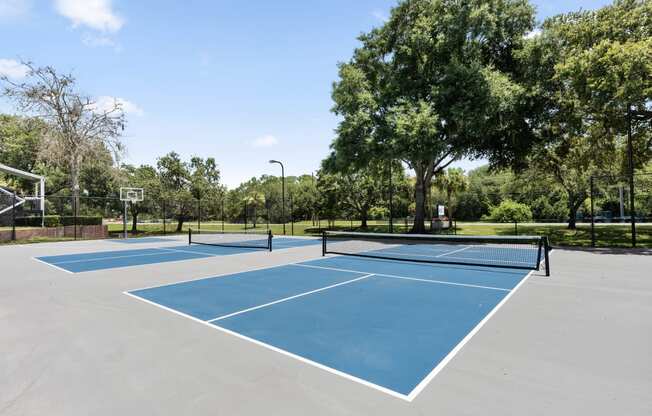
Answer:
[514, 220, 518, 236]
[197, 198, 201, 232]
[11, 191, 16, 241]
[221, 198, 225, 232]
[243, 200, 247, 231]
[73, 196, 78, 240]
[290, 193, 294, 236]
[590, 176, 596, 248]
[163, 200, 167, 235]
[627, 105, 637, 247]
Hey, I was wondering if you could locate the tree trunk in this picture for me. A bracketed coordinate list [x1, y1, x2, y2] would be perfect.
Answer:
[360, 212, 368, 228]
[131, 210, 138, 233]
[176, 215, 184, 232]
[567, 194, 584, 230]
[411, 167, 432, 234]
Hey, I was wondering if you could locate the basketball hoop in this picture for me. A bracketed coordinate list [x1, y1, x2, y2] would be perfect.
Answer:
[119, 187, 144, 239]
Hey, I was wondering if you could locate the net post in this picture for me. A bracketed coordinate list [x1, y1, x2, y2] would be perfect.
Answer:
[544, 236, 551, 277]
[268, 230, 273, 252]
[188, 228, 192, 245]
[535, 236, 543, 272]
[322, 230, 327, 256]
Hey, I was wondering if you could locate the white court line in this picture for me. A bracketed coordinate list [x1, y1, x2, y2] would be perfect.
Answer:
[436, 246, 471, 257]
[434, 254, 534, 265]
[207, 274, 374, 322]
[291, 263, 510, 292]
[123, 290, 411, 401]
[34, 245, 231, 267]
[127, 259, 320, 293]
[41, 249, 200, 265]
[405, 268, 534, 400]
[372, 247, 535, 266]
[31, 256, 74, 274]
[124, 251, 554, 401]
[156, 246, 233, 257]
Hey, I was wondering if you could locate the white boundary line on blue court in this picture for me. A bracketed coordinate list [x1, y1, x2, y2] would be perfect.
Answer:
[207, 274, 374, 322]
[405, 267, 534, 401]
[31, 256, 75, 274]
[374, 249, 535, 265]
[123, 250, 554, 401]
[29, 245, 274, 274]
[31, 238, 319, 273]
[436, 246, 472, 257]
[123, 289, 413, 401]
[290, 263, 511, 292]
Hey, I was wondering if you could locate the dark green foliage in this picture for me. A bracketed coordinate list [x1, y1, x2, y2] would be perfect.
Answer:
[486, 200, 533, 223]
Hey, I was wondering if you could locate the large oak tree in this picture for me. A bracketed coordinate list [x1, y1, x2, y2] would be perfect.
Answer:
[330, 0, 540, 232]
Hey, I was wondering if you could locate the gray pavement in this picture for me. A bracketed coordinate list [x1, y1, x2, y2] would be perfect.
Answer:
[1, 237, 651, 415]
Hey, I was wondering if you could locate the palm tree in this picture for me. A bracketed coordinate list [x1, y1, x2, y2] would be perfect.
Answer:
[245, 191, 265, 228]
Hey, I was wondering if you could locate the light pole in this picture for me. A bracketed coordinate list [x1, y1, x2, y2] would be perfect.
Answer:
[269, 160, 286, 235]
[626, 105, 652, 247]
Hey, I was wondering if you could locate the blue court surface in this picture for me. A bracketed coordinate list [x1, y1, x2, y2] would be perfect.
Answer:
[35, 237, 321, 273]
[126, 255, 533, 401]
[108, 237, 176, 244]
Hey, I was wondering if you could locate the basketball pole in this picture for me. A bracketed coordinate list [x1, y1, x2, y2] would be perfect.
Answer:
[123, 200, 128, 239]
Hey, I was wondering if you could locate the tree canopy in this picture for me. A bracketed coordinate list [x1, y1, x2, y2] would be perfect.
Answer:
[329, 0, 541, 232]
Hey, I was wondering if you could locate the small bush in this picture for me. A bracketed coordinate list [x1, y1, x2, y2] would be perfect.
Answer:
[60, 216, 103, 226]
[486, 200, 533, 223]
[15, 215, 61, 227]
[369, 206, 389, 220]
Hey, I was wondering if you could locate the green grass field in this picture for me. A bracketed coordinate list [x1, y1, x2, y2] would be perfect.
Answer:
[2, 220, 651, 248]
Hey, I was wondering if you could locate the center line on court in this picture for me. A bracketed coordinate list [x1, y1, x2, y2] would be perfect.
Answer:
[291, 263, 509, 292]
[207, 273, 374, 323]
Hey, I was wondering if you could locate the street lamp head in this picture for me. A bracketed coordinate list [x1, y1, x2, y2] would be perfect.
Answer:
[269, 160, 279, 164]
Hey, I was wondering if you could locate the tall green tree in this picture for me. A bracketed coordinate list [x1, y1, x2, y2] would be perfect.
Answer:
[330, 0, 539, 232]
[516, 0, 652, 228]
[157, 152, 192, 232]
[120, 164, 160, 232]
[433, 168, 468, 221]
[0, 115, 46, 190]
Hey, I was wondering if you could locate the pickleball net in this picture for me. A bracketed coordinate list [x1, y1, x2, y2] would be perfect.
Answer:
[189, 229, 273, 251]
[322, 231, 550, 275]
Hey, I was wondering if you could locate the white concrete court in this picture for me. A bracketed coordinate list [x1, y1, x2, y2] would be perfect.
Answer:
[1, 236, 651, 415]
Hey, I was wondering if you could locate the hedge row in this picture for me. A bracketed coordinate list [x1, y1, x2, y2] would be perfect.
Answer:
[14, 216, 103, 227]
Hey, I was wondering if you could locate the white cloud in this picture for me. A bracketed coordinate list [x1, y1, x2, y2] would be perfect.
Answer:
[372, 10, 388, 23]
[81, 32, 122, 51]
[54, 0, 124, 32]
[0, 0, 31, 19]
[93, 96, 144, 116]
[251, 135, 279, 148]
[0, 59, 29, 79]
[525, 28, 542, 39]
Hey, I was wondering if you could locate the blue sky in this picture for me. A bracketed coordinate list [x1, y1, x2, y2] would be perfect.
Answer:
[0, 0, 613, 188]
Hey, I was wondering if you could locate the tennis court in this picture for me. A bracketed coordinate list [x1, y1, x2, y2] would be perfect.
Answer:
[125, 232, 548, 400]
[34, 234, 321, 273]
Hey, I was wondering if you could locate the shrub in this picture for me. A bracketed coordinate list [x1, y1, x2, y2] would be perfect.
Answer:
[369, 206, 389, 219]
[15, 215, 61, 227]
[14, 215, 102, 227]
[486, 200, 533, 223]
[60, 216, 103, 226]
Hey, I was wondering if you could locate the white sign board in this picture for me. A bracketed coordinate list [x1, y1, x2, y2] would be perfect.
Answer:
[438, 205, 445, 217]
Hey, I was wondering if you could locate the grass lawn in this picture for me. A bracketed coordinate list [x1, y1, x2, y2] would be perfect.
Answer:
[2, 220, 650, 248]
